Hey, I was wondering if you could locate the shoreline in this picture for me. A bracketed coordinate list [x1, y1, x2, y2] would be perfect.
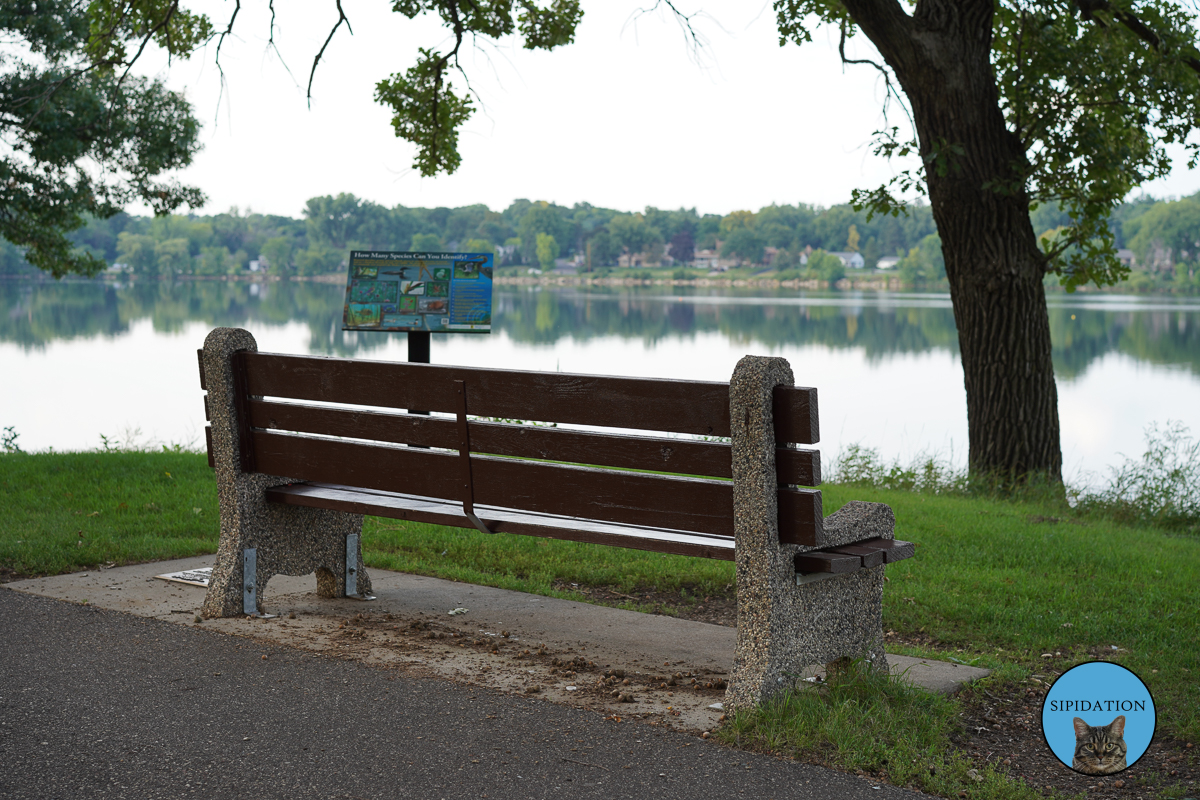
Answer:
[2, 271, 1196, 294]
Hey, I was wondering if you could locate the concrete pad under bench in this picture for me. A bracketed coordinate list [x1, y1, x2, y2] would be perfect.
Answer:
[6, 557, 989, 699]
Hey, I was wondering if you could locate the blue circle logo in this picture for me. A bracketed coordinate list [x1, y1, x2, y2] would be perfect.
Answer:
[1041, 661, 1155, 775]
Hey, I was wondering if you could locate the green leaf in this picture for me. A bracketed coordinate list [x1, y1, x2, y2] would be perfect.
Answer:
[375, 49, 474, 177]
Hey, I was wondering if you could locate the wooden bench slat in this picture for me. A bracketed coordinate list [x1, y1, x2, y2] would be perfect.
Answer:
[774, 386, 819, 446]
[856, 537, 916, 563]
[239, 352, 820, 444]
[794, 551, 862, 574]
[253, 430, 734, 537]
[246, 399, 821, 485]
[251, 430, 824, 546]
[793, 537, 916, 575]
[266, 483, 738, 561]
[826, 543, 887, 568]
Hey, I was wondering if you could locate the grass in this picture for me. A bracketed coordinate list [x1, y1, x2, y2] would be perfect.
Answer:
[361, 517, 734, 605]
[3, 445, 1198, 795]
[0, 450, 219, 577]
[720, 661, 1060, 800]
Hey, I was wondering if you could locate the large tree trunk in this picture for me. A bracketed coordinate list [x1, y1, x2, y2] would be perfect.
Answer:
[841, 0, 1063, 480]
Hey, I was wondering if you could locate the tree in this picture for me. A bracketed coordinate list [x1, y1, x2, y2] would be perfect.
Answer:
[806, 249, 846, 283]
[155, 238, 192, 276]
[897, 234, 946, 285]
[116, 232, 157, 276]
[669, 230, 695, 265]
[2, 1, 208, 277]
[1124, 195, 1200, 268]
[261, 237, 295, 277]
[721, 228, 765, 266]
[536, 233, 559, 269]
[587, 229, 621, 266]
[768, 0, 1200, 480]
[196, 246, 231, 276]
[305, 194, 369, 251]
[608, 214, 661, 264]
[517, 202, 570, 264]
[411, 232, 443, 251]
[461, 238, 495, 256]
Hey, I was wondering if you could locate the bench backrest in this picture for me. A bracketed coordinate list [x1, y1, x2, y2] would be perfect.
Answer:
[200, 350, 823, 547]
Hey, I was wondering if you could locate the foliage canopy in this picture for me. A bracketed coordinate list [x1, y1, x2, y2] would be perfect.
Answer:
[774, 0, 1200, 291]
[1, 1, 208, 277]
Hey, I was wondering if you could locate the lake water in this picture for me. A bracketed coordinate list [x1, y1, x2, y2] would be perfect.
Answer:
[3, 279, 1199, 486]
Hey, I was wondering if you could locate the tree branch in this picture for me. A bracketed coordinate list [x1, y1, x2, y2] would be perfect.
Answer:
[838, 0, 919, 75]
[308, 0, 354, 106]
[628, 0, 711, 62]
[117, 0, 182, 85]
[1076, 0, 1200, 74]
[265, 0, 299, 85]
[836, 17, 910, 126]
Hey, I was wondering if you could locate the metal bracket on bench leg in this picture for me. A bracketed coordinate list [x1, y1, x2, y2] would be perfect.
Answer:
[242, 548, 276, 618]
[344, 533, 376, 601]
[454, 380, 497, 535]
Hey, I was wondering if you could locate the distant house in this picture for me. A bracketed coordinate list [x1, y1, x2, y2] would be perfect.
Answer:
[691, 248, 715, 271]
[876, 256, 901, 270]
[828, 251, 866, 269]
[1116, 249, 1136, 268]
[691, 249, 725, 271]
[496, 244, 517, 265]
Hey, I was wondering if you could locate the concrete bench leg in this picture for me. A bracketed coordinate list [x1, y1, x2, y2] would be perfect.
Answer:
[725, 355, 892, 711]
[200, 327, 372, 619]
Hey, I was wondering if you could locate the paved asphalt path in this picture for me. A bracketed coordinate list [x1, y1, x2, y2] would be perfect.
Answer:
[0, 590, 925, 800]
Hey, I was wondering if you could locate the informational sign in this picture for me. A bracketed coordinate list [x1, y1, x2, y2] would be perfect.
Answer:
[341, 250, 493, 333]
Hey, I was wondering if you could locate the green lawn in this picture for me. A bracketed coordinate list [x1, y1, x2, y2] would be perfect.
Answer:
[3, 450, 1196, 748]
[0, 451, 219, 577]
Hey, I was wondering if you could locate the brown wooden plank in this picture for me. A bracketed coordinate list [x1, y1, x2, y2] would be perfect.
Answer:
[231, 351, 256, 473]
[776, 447, 821, 486]
[774, 385, 819, 445]
[827, 544, 886, 568]
[251, 431, 734, 536]
[778, 488, 824, 547]
[250, 431, 824, 545]
[266, 483, 737, 561]
[204, 394, 210, 422]
[794, 551, 861, 574]
[205, 426, 214, 469]
[197, 348, 206, 391]
[247, 400, 820, 485]
[241, 352, 733, 436]
[854, 537, 916, 563]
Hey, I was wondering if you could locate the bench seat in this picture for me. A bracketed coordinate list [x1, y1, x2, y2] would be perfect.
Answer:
[266, 481, 739, 560]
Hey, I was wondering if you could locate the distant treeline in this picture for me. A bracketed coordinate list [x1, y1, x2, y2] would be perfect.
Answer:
[0, 192, 1195, 280]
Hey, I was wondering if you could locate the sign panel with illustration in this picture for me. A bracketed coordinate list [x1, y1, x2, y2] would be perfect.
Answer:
[341, 250, 493, 333]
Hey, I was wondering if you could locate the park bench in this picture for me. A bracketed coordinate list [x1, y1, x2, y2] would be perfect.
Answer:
[198, 326, 912, 709]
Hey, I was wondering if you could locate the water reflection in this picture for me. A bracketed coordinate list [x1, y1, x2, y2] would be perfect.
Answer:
[2, 280, 1198, 380]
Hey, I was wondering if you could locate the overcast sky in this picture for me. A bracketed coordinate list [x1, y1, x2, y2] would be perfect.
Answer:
[137, 1, 1200, 219]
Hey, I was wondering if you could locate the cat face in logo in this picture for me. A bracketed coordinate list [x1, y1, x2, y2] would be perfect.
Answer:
[1072, 715, 1128, 775]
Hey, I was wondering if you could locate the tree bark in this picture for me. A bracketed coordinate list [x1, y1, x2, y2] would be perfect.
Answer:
[840, 0, 1063, 480]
